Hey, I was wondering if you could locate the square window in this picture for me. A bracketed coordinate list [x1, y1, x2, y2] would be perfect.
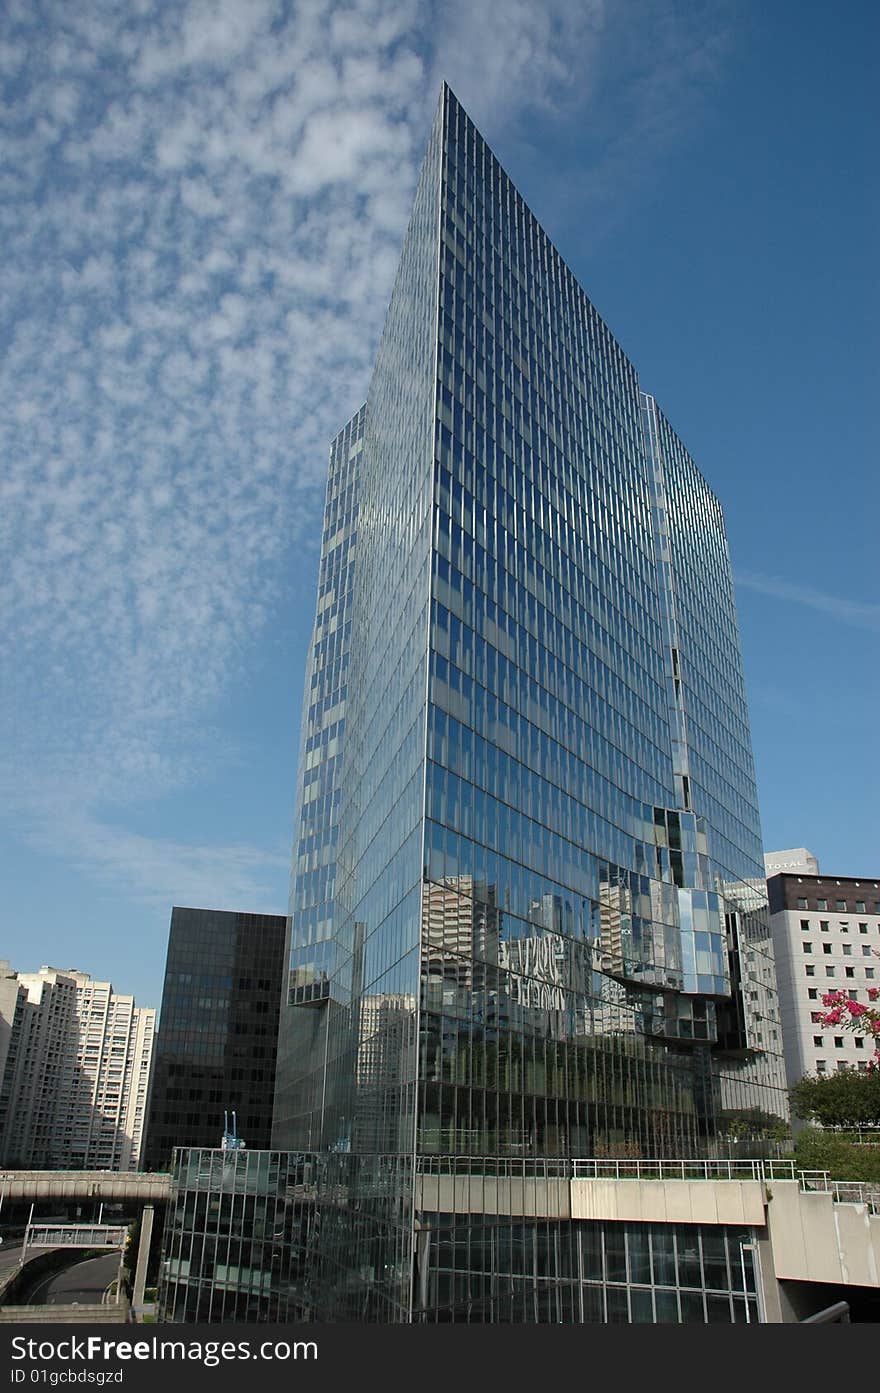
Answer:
[841, 923, 850, 933]
[816, 1060, 827, 1072]
[866, 969, 875, 980]
[856, 1037, 865, 1049]
[846, 967, 855, 978]
[835, 900, 847, 912]
[813, 1036, 824, 1047]
[834, 1037, 844, 1048]
[843, 946, 852, 956]
[863, 946, 873, 957]
[811, 1014, 823, 1024]
[805, 965, 815, 977]
[797, 898, 808, 910]
[803, 943, 813, 954]
[860, 924, 868, 934]
[817, 900, 828, 911]
[807, 989, 818, 1000]
[856, 902, 866, 914]
[823, 943, 832, 954]
[826, 967, 836, 977]
[820, 921, 830, 932]
[800, 920, 810, 931]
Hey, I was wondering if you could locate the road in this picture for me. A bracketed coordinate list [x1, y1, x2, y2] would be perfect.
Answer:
[0, 1245, 24, 1280]
[0, 1243, 45, 1281]
[25, 1253, 120, 1306]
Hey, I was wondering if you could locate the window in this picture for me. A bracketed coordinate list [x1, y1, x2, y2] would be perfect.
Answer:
[807, 988, 818, 1000]
[856, 1037, 865, 1049]
[797, 898, 808, 910]
[846, 967, 855, 978]
[800, 919, 810, 931]
[820, 921, 830, 932]
[843, 945, 852, 956]
[866, 968, 875, 980]
[835, 900, 847, 912]
[817, 899, 828, 911]
[805, 965, 815, 976]
[802, 942, 813, 954]
[816, 1060, 827, 1072]
[834, 1037, 844, 1048]
[856, 902, 866, 914]
[840, 923, 850, 933]
[860, 924, 869, 934]
[863, 946, 873, 957]
[813, 1036, 824, 1047]
[826, 966, 836, 977]
[837, 1061, 849, 1073]
[823, 943, 832, 954]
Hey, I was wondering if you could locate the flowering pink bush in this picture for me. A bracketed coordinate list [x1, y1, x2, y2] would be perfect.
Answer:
[817, 989, 880, 1070]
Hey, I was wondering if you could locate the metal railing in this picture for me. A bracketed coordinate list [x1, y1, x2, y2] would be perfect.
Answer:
[24, 1223, 128, 1252]
[417, 1156, 572, 1180]
[829, 1182, 880, 1213]
[416, 1155, 880, 1207]
[796, 1170, 880, 1214]
[416, 1155, 792, 1183]
[570, 1158, 777, 1182]
[160, 1148, 880, 1214]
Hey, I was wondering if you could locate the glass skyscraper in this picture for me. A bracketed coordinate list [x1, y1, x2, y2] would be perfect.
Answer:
[272, 85, 787, 1322]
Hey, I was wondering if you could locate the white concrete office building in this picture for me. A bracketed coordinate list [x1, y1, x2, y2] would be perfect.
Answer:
[766, 870, 880, 1087]
[764, 849, 821, 878]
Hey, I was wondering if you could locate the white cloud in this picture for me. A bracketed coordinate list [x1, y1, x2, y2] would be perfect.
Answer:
[0, 0, 734, 912]
[431, 0, 607, 121]
[736, 572, 880, 633]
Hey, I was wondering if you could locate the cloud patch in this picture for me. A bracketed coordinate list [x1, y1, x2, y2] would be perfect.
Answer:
[736, 572, 880, 633]
[0, 0, 735, 912]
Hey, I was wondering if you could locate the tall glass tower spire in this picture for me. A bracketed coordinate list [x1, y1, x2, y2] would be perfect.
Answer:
[273, 85, 786, 1322]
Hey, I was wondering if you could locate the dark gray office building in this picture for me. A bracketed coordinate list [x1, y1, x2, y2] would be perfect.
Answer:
[144, 906, 286, 1171]
[263, 84, 788, 1323]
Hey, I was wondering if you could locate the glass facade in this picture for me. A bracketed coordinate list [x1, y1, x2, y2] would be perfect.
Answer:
[272, 85, 787, 1322]
[416, 1213, 760, 1324]
[144, 908, 286, 1171]
[273, 409, 364, 1150]
[158, 1147, 317, 1322]
[158, 1148, 762, 1325]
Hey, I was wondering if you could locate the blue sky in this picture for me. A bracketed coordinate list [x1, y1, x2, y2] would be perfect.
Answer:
[1, 0, 877, 1012]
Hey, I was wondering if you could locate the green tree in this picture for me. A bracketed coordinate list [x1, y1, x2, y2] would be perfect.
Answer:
[790, 1068, 880, 1128]
[794, 1127, 880, 1183]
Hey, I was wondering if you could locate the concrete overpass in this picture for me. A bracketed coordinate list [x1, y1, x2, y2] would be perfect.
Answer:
[0, 1171, 171, 1203]
[0, 1171, 171, 1318]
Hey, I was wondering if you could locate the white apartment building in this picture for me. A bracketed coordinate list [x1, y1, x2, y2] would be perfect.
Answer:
[766, 865, 880, 1087]
[0, 964, 155, 1171]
